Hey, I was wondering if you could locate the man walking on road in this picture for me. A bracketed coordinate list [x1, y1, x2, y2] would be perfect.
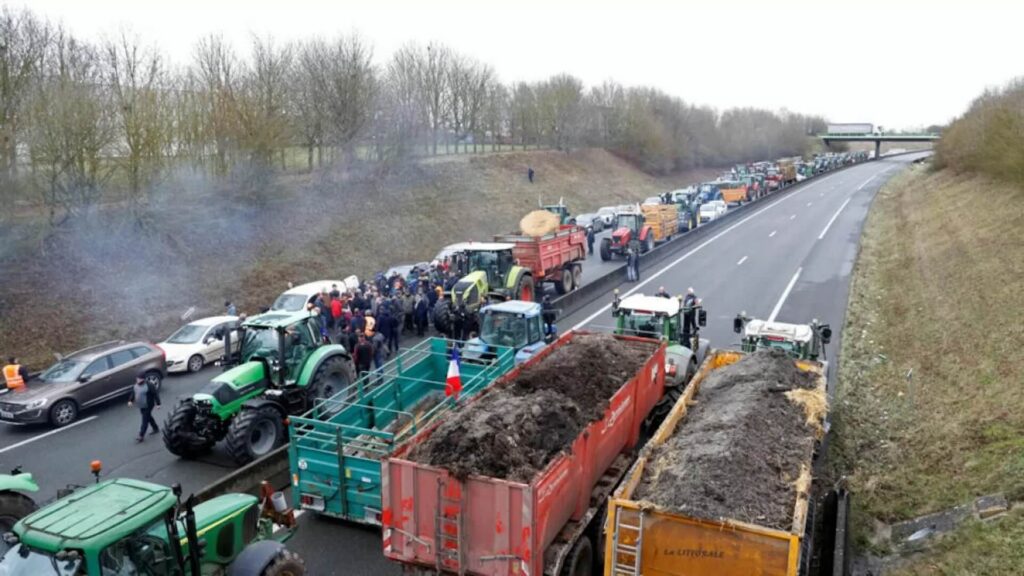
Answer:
[625, 247, 638, 282]
[128, 375, 161, 443]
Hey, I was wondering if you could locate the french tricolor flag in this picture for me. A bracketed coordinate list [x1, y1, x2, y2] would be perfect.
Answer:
[445, 346, 463, 399]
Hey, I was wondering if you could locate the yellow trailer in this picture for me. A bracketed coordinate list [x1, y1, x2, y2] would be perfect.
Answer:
[640, 204, 680, 244]
[604, 350, 828, 576]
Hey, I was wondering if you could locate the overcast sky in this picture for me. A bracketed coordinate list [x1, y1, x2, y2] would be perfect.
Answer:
[17, 0, 1022, 129]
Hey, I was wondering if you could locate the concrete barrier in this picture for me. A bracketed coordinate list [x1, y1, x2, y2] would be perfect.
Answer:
[194, 445, 290, 502]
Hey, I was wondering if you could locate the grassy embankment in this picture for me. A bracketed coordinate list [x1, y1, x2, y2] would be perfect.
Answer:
[0, 148, 717, 368]
[832, 164, 1024, 574]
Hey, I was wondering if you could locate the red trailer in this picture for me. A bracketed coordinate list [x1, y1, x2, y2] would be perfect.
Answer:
[382, 331, 666, 576]
[494, 225, 586, 295]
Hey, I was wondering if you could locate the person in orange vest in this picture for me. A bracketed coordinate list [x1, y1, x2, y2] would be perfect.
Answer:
[3, 357, 29, 390]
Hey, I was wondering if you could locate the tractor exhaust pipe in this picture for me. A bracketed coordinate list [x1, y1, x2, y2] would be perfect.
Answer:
[184, 494, 203, 575]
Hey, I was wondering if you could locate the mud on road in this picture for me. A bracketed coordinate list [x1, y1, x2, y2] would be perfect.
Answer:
[410, 334, 655, 482]
[634, 349, 822, 530]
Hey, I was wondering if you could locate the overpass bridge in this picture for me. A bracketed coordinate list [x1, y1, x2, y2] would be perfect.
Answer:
[819, 131, 940, 159]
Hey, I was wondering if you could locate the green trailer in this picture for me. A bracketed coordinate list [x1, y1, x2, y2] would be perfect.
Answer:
[287, 338, 514, 525]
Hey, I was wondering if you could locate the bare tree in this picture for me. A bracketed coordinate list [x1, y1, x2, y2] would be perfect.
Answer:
[237, 35, 293, 167]
[319, 34, 376, 162]
[28, 27, 115, 225]
[379, 44, 424, 160]
[192, 35, 239, 175]
[291, 39, 328, 169]
[417, 42, 451, 155]
[0, 7, 49, 193]
[483, 82, 509, 152]
[536, 74, 583, 151]
[102, 31, 169, 209]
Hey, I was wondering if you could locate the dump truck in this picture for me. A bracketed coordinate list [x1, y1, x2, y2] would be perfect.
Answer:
[382, 331, 666, 576]
[604, 349, 834, 576]
[716, 180, 751, 205]
[494, 225, 586, 295]
[288, 338, 514, 525]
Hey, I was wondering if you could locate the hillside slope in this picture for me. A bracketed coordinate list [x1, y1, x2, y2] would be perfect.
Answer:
[0, 148, 715, 367]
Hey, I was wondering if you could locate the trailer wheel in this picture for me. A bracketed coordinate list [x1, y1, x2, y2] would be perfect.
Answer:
[644, 234, 654, 253]
[555, 268, 573, 295]
[599, 238, 612, 261]
[561, 536, 593, 576]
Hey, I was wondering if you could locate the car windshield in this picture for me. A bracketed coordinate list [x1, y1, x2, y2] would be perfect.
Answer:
[0, 544, 81, 575]
[165, 324, 206, 344]
[622, 313, 664, 339]
[480, 312, 527, 349]
[39, 359, 85, 382]
[271, 294, 308, 312]
[467, 250, 499, 271]
[241, 327, 280, 358]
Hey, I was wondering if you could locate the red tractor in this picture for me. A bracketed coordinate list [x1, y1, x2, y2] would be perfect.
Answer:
[599, 209, 656, 261]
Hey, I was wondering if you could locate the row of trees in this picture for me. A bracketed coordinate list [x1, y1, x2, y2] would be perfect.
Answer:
[0, 7, 829, 224]
[935, 77, 1024, 186]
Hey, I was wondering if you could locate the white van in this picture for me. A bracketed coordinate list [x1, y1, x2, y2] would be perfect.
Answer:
[270, 277, 359, 312]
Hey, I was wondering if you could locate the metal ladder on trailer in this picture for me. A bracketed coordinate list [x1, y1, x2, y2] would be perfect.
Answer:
[435, 480, 466, 575]
[611, 508, 644, 576]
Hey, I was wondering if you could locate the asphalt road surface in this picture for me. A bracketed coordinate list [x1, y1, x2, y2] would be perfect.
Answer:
[0, 153, 925, 574]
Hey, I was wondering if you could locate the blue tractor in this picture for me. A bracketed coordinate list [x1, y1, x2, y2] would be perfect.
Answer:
[464, 300, 556, 365]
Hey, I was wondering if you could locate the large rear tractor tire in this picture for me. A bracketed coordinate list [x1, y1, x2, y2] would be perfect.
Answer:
[260, 549, 306, 576]
[515, 275, 536, 302]
[225, 406, 285, 465]
[0, 491, 36, 554]
[555, 268, 573, 295]
[162, 399, 217, 459]
[599, 238, 612, 262]
[309, 355, 355, 405]
[433, 299, 453, 336]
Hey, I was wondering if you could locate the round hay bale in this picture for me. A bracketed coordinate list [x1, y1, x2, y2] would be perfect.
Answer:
[520, 210, 560, 237]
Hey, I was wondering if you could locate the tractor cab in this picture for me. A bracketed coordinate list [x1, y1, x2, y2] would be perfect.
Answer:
[0, 475, 298, 575]
[613, 211, 644, 237]
[541, 198, 573, 224]
[733, 312, 832, 361]
[446, 243, 517, 292]
[465, 301, 554, 365]
[230, 312, 321, 387]
[612, 291, 709, 388]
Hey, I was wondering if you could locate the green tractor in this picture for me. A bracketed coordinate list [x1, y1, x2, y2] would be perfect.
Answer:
[0, 467, 39, 554]
[433, 243, 536, 335]
[541, 197, 574, 225]
[612, 291, 710, 425]
[163, 311, 354, 465]
[733, 312, 832, 362]
[0, 473, 304, 574]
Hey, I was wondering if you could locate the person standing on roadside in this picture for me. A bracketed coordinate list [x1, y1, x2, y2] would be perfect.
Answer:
[225, 301, 237, 316]
[3, 357, 28, 390]
[128, 375, 161, 443]
[354, 333, 374, 378]
[586, 226, 595, 255]
[625, 247, 637, 282]
[528, 166, 535, 183]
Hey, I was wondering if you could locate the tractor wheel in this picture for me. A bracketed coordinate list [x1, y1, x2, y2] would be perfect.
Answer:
[555, 268, 573, 295]
[515, 275, 536, 302]
[309, 355, 355, 403]
[0, 491, 36, 554]
[225, 406, 285, 465]
[559, 535, 593, 576]
[162, 398, 217, 459]
[433, 299, 452, 336]
[260, 549, 306, 576]
[599, 238, 612, 262]
[572, 265, 583, 291]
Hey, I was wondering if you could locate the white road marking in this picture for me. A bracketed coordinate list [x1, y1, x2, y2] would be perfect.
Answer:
[857, 174, 879, 190]
[790, 214, 796, 220]
[769, 230, 777, 237]
[768, 267, 802, 322]
[819, 197, 853, 240]
[737, 256, 748, 266]
[807, 202, 813, 207]
[571, 174, 836, 330]
[820, 192, 825, 197]
[0, 416, 98, 454]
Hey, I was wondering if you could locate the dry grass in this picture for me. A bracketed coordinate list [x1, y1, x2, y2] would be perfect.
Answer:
[0, 149, 718, 369]
[830, 165, 1024, 552]
[887, 510, 1024, 576]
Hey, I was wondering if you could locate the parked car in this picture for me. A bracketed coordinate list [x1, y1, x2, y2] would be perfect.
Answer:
[596, 206, 617, 227]
[0, 341, 167, 427]
[159, 316, 240, 374]
[698, 200, 727, 223]
[271, 277, 359, 312]
[574, 213, 604, 232]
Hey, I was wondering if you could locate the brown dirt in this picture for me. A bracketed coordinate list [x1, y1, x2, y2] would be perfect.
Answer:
[409, 334, 654, 481]
[633, 349, 820, 530]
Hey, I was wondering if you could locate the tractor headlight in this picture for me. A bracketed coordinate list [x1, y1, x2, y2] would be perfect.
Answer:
[26, 398, 48, 409]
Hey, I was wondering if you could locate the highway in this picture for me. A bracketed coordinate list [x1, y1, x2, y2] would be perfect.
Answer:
[0, 153, 924, 574]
